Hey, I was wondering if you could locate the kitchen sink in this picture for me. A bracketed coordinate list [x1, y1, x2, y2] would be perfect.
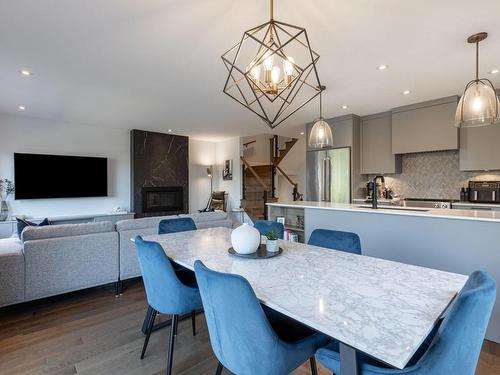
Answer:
[355, 204, 430, 212]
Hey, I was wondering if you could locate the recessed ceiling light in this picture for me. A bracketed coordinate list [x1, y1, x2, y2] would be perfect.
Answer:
[18, 106, 26, 111]
[168, 129, 173, 132]
[489, 69, 499, 74]
[376, 64, 389, 71]
[300, 131, 304, 135]
[341, 105, 349, 110]
[20, 70, 32, 76]
[403, 90, 411, 95]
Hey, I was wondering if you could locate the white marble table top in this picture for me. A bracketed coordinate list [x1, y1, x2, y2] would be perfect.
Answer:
[143, 227, 468, 369]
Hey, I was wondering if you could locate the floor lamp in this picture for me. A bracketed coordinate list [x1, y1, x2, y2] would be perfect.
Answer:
[202, 166, 214, 212]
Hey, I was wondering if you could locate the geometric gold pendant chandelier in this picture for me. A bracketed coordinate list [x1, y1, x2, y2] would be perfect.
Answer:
[221, 0, 323, 129]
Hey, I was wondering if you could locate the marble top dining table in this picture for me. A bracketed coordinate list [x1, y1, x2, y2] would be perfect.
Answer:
[142, 227, 468, 373]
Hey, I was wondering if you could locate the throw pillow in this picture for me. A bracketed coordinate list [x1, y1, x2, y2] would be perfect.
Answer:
[16, 218, 51, 237]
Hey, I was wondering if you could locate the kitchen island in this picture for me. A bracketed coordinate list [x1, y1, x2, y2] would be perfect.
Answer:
[267, 201, 500, 343]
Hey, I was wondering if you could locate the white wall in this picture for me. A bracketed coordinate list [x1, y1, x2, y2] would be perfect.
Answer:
[0, 114, 130, 218]
[241, 134, 272, 166]
[189, 139, 216, 213]
[0, 114, 225, 219]
[214, 137, 241, 211]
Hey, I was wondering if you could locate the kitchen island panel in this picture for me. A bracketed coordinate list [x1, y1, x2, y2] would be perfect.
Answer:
[305, 207, 500, 343]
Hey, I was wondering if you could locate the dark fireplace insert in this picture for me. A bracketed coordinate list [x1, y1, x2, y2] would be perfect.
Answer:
[142, 186, 184, 213]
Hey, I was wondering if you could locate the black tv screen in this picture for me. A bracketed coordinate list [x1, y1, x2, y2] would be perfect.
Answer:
[14, 153, 108, 199]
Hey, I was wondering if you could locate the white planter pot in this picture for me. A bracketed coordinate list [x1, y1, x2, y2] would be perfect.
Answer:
[266, 240, 278, 252]
[231, 223, 260, 255]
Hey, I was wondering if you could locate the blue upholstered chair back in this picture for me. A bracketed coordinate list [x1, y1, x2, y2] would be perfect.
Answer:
[408, 270, 496, 375]
[194, 260, 291, 375]
[135, 236, 200, 314]
[254, 220, 284, 239]
[308, 229, 361, 255]
[158, 217, 196, 235]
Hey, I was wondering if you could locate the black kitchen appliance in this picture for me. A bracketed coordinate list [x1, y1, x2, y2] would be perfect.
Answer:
[468, 181, 500, 203]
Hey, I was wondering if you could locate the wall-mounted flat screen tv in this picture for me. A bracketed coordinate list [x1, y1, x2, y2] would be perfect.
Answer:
[14, 153, 108, 199]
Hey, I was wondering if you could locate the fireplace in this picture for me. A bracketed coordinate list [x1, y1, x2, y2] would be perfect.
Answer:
[142, 187, 184, 213]
[131, 130, 189, 217]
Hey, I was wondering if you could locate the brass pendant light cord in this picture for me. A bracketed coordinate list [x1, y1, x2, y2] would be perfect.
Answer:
[319, 91, 323, 119]
[476, 41, 479, 81]
[270, 0, 274, 20]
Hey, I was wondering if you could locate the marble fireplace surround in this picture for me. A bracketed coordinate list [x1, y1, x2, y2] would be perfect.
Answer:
[131, 129, 189, 217]
[366, 150, 500, 200]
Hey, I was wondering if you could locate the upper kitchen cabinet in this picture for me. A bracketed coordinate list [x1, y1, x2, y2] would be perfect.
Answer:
[459, 89, 500, 171]
[392, 96, 459, 154]
[306, 114, 363, 199]
[459, 125, 500, 171]
[306, 114, 360, 152]
[360, 112, 402, 174]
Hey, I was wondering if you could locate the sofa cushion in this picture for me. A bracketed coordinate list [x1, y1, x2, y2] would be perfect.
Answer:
[22, 221, 115, 242]
[116, 211, 229, 232]
[179, 211, 229, 223]
[16, 217, 50, 237]
[0, 237, 25, 307]
[0, 237, 23, 256]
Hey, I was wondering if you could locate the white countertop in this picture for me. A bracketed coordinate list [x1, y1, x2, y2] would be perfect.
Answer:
[267, 201, 500, 223]
[452, 202, 500, 209]
[143, 227, 467, 370]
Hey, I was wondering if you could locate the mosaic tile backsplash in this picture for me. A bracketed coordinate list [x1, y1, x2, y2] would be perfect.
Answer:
[365, 150, 500, 200]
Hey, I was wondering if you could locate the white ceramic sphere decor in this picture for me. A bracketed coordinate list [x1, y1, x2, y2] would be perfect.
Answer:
[231, 223, 261, 254]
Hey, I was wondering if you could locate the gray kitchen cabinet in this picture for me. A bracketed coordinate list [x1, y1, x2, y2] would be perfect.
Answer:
[459, 89, 500, 171]
[305, 114, 363, 199]
[306, 114, 359, 151]
[459, 125, 500, 171]
[392, 96, 459, 154]
[360, 112, 402, 174]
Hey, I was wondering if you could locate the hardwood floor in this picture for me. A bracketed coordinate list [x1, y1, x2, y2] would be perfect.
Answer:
[0, 281, 498, 375]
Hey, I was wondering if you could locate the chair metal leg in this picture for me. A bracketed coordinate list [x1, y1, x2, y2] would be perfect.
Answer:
[141, 306, 154, 334]
[166, 314, 178, 375]
[140, 308, 157, 359]
[115, 279, 123, 297]
[215, 361, 224, 375]
[310, 356, 319, 375]
[191, 310, 196, 336]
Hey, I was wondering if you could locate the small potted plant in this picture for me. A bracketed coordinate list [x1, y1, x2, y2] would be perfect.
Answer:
[265, 230, 279, 252]
[0, 178, 15, 222]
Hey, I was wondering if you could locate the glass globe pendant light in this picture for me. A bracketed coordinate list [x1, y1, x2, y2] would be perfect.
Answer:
[308, 86, 333, 149]
[455, 32, 500, 128]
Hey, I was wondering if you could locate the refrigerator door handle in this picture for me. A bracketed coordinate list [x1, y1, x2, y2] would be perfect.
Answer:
[323, 157, 331, 202]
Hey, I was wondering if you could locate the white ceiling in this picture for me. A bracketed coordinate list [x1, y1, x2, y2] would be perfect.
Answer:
[1, 0, 499, 141]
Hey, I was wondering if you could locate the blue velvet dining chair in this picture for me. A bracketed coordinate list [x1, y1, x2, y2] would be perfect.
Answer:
[194, 260, 331, 375]
[135, 236, 203, 375]
[158, 217, 197, 234]
[316, 270, 496, 375]
[254, 219, 284, 239]
[308, 229, 362, 255]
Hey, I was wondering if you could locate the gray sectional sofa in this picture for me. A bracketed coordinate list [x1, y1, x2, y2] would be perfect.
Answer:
[117, 211, 233, 280]
[0, 211, 234, 308]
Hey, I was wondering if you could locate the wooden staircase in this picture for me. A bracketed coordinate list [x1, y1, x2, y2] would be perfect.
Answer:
[272, 138, 298, 165]
[240, 160, 278, 222]
[240, 135, 302, 223]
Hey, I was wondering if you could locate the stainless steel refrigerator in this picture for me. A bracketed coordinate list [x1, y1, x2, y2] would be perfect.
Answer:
[306, 147, 351, 203]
